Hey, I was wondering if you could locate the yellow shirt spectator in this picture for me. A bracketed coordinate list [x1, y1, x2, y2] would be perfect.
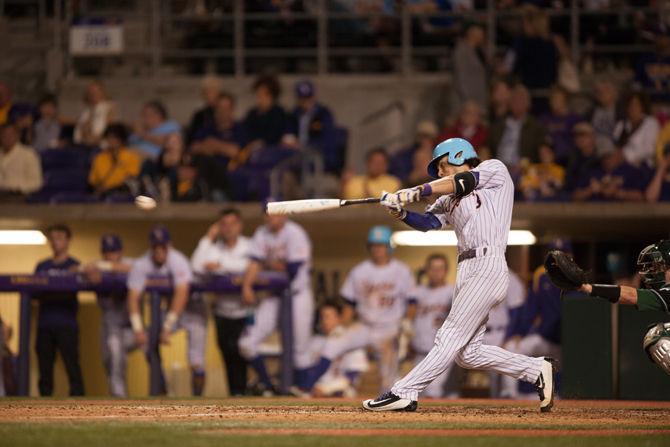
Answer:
[89, 147, 141, 192]
[343, 174, 401, 200]
[656, 121, 670, 161]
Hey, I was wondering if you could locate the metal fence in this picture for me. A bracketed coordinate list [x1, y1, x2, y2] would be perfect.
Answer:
[1, 0, 664, 83]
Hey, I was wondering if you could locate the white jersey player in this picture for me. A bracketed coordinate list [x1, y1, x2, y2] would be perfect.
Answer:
[81, 234, 135, 397]
[365, 137, 555, 412]
[411, 254, 454, 398]
[238, 211, 314, 393]
[302, 226, 416, 393]
[306, 302, 369, 397]
[127, 225, 207, 396]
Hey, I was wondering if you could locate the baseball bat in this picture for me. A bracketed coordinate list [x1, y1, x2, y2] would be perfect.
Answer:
[266, 198, 380, 216]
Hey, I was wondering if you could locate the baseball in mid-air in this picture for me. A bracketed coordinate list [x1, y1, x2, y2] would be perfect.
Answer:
[135, 195, 157, 210]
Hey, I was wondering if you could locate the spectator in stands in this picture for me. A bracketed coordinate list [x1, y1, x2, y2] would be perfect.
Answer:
[439, 101, 488, 150]
[170, 153, 206, 202]
[190, 92, 244, 200]
[565, 122, 601, 192]
[657, 120, 670, 161]
[635, 26, 670, 102]
[9, 103, 35, 146]
[89, 123, 141, 199]
[489, 78, 512, 122]
[573, 149, 645, 202]
[191, 208, 252, 396]
[613, 91, 660, 169]
[487, 84, 546, 172]
[284, 80, 335, 151]
[451, 23, 488, 114]
[186, 76, 222, 144]
[518, 141, 565, 201]
[130, 101, 182, 161]
[73, 80, 116, 146]
[590, 79, 619, 156]
[342, 147, 401, 199]
[34, 224, 84, 396]
[0, 82, 14, 125]
[243, 75, 288, 148]
[390, 121, 437, 185]
[0, 123, 42, 201]
[34, 94, 62, 151]
[506, 5, 557, 90]
[645, 150, 670, 202]
[540, 86, 581, 165]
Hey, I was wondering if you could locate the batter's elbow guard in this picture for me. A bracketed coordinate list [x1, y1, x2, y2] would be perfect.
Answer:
[453, 171, 477, 197]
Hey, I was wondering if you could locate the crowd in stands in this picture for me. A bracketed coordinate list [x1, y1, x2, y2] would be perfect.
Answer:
[1, 1, 670, 205]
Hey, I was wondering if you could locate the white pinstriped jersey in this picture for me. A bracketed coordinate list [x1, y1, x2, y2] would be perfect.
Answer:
[411, 284, 454, 353]
[426, 159, 513, 253]
[340, 259, 415, 328]
[250, 220, 312, 291]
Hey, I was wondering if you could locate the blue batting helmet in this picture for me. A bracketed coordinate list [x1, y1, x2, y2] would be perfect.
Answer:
[427, 138, 478, 178]
[368, 225, 392, 247]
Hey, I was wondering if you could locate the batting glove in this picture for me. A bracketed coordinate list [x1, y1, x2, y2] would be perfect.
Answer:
[380, 191, 406, 219]
[396, 184, 432, 205]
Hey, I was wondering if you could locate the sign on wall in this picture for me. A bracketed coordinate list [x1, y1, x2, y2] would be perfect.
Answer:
[69, 21, 124, 56]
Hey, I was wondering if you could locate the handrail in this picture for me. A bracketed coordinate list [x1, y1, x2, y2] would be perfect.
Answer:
[269, 148, 325, 199]
[0, 271, 293, 397]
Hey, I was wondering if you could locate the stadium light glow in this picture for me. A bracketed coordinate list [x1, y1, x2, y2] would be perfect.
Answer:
[391, 230, 536, 247]
[0, 230, 47, 245]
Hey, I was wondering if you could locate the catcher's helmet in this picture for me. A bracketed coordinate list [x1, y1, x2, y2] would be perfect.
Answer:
[637, 240, 670, 289]
[427, 138, 478, 178]
[643, 322, 670, 375]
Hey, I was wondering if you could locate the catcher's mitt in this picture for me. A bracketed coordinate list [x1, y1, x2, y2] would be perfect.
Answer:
[544, 250, 589, 291]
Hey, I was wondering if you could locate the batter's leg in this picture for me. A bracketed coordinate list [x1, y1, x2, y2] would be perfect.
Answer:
[455, 325, 544, 384]
[500, 334, 559, 399]
[413, 354, 451, 398]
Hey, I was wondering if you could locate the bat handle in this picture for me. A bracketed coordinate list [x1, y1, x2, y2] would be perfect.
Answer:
[340, 198, 380, 206]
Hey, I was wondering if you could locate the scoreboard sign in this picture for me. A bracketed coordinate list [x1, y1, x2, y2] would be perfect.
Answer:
[69, 23, 124, 56]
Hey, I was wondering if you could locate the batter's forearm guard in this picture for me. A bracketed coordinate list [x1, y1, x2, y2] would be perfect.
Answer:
[402, 211, 442, 232]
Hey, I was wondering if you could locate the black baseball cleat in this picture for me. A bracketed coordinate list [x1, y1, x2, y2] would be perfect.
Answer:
[536, 358, 556, 413]
[362, 391, 418, 412]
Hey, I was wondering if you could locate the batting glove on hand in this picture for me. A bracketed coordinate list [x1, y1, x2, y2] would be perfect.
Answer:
[396, 184, 432, 205]
[380, 191, 406, 219]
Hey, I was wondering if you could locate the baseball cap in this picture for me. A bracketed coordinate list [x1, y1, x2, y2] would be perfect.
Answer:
[295, 80, 315, 99]
[100, 233, 123, 253]
[149, 225, 171, 246]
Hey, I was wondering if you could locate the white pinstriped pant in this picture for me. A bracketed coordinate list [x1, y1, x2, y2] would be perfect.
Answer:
[392, 255, 544, 401]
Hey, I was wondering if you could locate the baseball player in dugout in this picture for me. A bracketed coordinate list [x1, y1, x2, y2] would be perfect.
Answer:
[365, 137, 556, 412]
[82, 234, 136, 397]
[127, 225, 208, 396]
[546, 240, 670, 375]
[238, 203, 314, 395]
[299, 225, 416, 395]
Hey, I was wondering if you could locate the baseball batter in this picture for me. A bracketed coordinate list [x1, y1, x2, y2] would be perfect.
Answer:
[127, 225, 208, 396]
[302, 226, 416, 393]
[411, 254, 454, 398]
[238, 211, 314, 393]
[364, 137, 555, 412]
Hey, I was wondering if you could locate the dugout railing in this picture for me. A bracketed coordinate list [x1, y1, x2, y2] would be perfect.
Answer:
[0, 271, 291, 397]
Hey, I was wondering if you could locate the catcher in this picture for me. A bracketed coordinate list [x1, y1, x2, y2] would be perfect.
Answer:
[545, 241, 670, 375]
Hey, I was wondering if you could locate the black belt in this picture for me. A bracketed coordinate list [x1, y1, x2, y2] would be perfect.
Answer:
[457, 247, 487, 263]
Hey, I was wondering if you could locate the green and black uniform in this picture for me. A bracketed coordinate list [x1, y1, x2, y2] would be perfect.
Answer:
[636, 285, 670, 313]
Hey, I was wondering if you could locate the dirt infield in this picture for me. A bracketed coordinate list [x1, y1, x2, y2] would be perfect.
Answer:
[2, 398, 670, 439]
